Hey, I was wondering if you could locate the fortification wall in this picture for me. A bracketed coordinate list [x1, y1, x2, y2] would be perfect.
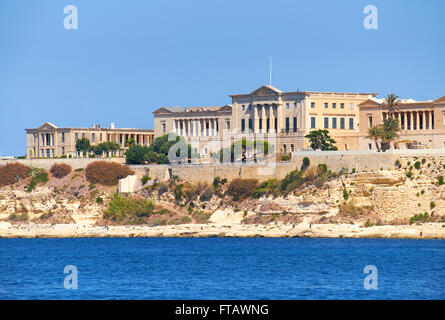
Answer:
[0, 157, 125, 171]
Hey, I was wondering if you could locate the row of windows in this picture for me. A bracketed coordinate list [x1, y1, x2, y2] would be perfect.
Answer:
[241, 103, 298, 111]
[310, 117, 355, 130]
[311, 102, 354, 110]
[74, 132, 103, 143]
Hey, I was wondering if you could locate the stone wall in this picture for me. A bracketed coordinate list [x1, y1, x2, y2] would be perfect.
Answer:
[0, 157, 125, 171]
[128, 150, 445, 184]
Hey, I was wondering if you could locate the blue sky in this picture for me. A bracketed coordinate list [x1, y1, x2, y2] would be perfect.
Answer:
[0, 0, 444, 156]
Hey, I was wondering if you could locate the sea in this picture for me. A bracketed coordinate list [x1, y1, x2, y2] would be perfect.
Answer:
[0, 238, 443, 299]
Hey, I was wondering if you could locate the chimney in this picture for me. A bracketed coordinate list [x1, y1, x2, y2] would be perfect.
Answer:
[110, 123, 115, 129]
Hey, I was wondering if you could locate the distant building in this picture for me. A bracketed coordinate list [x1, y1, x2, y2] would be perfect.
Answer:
[153, 85, 376, 155]
[359, 95, 445, 150]
[25, 122, 154, 158]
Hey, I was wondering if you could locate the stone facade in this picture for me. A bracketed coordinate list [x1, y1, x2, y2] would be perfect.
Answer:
[153, 85, 376, 155]
[25, 122, 155, 158]
[358, 96, 445, 150]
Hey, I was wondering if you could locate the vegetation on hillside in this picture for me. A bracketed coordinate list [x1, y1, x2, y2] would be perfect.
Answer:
[85, 161, 134, 185]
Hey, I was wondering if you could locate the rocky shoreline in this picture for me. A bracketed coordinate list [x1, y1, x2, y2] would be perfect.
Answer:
[1, 221, 444, 239]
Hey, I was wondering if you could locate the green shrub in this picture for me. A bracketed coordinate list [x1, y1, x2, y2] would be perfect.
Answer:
[200, 187, 214, 202]
[85, 161, 134, 186]
[193, 211, 212, 223]
[406, 171, 413, 179]
[8, 212, 28, 221]
[141, 175, 151, 185]
[0, 163, 30, 187]
[279, 169, 303, 194]
[50, 163, 71, 178]
[409, 212, 429, 225]
[173, 184, 184, 203]
[253, 179, 279, 198]
[414, 161, 421, 169]
[27, 168, 49, 192]
[180, 215, 192, 224]
[104, 193, 154, 223]
[430, 201, 436, 209]
[438, 176, 444, 185]
[96, 197, 104, 204]
[226, 178, 259, 200]
[343, 188, 349, 200]
[281, 155, 290, 161]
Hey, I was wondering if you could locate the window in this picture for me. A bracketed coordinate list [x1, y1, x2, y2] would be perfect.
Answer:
[242, 105, 246, 111]
[368, 143, 372, 150]
[162, 123, 166, 133]
[311, 102, 315, 108]
[92, 133, 95, 143]
[332, 117, 337, 129]
[341, 103, 344, 109]
[294, 102, 297, 108]
[293, 117, 297, 132]
[349, 118, 354, 130]
[324, 117, 329, 129]
[226, 121, 230, 130]
[241, 119, 245, 132]
[368, 116, 373, 127]
[332, 103, 336, 109]
[61, 132, 65, 143]
[75, 133, 78, 141]
[324, 103, 328, 109]
[41, 149, 44, 157]
[62, 147, 65, 155]
[82, 133, 86, 139]
[248, 104, 252, 111]
[349, 103, 354, 110]
[46, 149, 50, 158]
[291, 144, 294, 152]
[248, 118, 253, 131]
[286, 103, 290, 109]
[283, 145, 287, 153]
[340, 117, 345, 129]
[100, 133, 103, 142]
[311, 117, 316, 129]
[285, 118, 290, 132]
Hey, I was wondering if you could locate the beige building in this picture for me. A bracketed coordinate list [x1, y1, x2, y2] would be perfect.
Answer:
[153, 85, 376, 155]
[358, 95, 445, 150]
[26, 122, 154, 158]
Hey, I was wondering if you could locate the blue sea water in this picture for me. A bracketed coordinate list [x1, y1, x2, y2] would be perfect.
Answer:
[0, 238, 443, 300]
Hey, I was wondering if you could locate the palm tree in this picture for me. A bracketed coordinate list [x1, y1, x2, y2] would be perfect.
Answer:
[125, 137, 136, 148]
[384, 94, 400, 117]
[367, 126, 382, 152]
[381, 117, 401, 151]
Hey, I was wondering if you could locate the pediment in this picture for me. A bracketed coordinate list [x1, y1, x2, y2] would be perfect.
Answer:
[38, 122, 58, 131]
[250, 85, 282, 97]
[153, 107, 174, 115]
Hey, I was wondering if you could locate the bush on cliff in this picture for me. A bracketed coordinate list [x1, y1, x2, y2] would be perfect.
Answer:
[50, 163, 72, 178]
[85, 161, 134, 186]
[104, 193, 155, 223]
[226, 178, 258, 201]
[0, 163, 30, 187]
[27, 168, 49, 192]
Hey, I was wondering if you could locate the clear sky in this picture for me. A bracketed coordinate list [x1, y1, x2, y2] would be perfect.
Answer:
[0, 0, 444, 156]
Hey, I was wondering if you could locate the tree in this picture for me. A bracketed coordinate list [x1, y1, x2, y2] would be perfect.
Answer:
[384, 94, 400, 117]
[125, 137, 136, 148]
[367, 117, 400, 152]
[76, 138, 91, 152]
[367, 126, 382, 152]
[380, 117, 400, 151]
[214, 139, 271, 163]
[125, 145, 150, 164]
[92, 142, 121, 155]
[305, 130, 338, 151]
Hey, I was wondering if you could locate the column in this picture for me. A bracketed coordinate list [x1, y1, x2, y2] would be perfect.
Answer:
[277, 103, 283, 133]
[409, 112, 413, 130]
[428, 111, 434, 130]
[403, 112, 407, 130]
[173, 120, 177, 134]
[254, 105, 259, 133]
[270, 105, 275, 132]
[261, 105, 266, 133]
[197, 119, 201, 137]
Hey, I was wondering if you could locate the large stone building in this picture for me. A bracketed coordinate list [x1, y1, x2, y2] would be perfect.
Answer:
[358, 95, 445, 150]
[153, 85, 376, 155]
[25, 122, 154, 158]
